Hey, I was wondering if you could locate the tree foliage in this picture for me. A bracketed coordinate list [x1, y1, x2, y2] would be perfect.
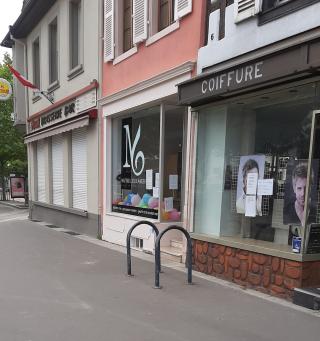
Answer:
[0, 53, 27, 199]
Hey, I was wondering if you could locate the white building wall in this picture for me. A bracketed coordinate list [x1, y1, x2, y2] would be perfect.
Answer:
[198, 2, 320, 73]
[24, 0, 101, 217]
[26, 0, 100, 117]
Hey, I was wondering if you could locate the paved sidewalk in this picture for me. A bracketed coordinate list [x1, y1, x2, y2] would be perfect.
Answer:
[0, 215, 319, 341]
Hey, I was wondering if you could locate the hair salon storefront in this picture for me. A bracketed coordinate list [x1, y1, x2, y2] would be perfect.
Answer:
[178, 39, 320, 301]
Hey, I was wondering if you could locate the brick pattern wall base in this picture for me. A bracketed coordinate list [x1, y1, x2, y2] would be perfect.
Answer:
[192, 239, 320, 300]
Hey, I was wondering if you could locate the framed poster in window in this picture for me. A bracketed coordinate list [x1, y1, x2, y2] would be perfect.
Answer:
[10, 176, 25, 199]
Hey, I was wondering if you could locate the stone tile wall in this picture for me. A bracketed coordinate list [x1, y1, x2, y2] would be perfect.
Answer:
[192, 239, 320, 300]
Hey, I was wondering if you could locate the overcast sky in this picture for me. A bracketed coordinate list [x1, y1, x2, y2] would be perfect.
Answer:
[0, 0, 24, 62]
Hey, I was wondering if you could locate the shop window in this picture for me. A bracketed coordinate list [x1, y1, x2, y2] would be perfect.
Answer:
[162, 107, 184, 222]
[112, 107, 160, 219]
[69, 0, 81, 70]
[111, 105, 184, 221]
[48, 17, 58, 86]
[194, 82, 320, 253]
[32, 37, 40, 89]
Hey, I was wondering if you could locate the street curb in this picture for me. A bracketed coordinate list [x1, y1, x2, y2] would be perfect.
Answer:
[0, 201, 28, 210]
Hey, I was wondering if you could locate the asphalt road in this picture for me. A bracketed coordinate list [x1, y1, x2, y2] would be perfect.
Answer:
[0, 204, 319, 341]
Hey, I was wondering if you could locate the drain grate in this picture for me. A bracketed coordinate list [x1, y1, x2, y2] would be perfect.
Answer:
[31, 219, 41, 222]
[63, 231, 81, 236]
[46, 224, 59, 228]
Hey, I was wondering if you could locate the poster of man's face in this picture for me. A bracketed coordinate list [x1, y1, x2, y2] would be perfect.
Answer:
[283, 159, 318, 226]
[236, 155, 265, 215]
[10, 177, 25, 198]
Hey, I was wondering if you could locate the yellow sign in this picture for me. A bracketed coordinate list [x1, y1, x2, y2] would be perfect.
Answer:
[0, 78, 12, 101]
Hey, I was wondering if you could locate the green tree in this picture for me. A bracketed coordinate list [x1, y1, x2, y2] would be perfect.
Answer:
[0, 53, 27, 200]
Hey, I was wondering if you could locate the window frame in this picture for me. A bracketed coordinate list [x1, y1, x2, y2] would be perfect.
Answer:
[48, 16, 59, 90]
[106, 103, 186, 223]
[188, 79, 320, 259]
[32, 36, 41, 91]
[68, 0, 84, 79]
[258, 0, 319, 26]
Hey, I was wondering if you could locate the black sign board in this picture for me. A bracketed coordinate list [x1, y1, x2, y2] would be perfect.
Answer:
[178, 39, 320, 107]
[112, 205, 158, 219]
[306, 224, 320, 254]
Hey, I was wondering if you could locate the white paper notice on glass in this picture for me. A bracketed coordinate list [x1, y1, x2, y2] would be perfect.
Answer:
[169, 175, 178, 190]
[155, 173, 160, 188]
[257, 179, 274, 196]
[246, 173, 258, 195]
[245, 195, 256, 217]
[153, 187, 159, 198]
[164, 197, 173, 212]
[146, 169, 153, 190]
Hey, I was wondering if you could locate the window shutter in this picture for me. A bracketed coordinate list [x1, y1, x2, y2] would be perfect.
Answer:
[52, 135, 64, 206]
[174, 0, 192, 21]
[104, 0, 114, 62]
[133, 0, 148, 44]
[234, 0, 261, 23]
[37, 140, 46, 203]
[72, 128, 87, 211]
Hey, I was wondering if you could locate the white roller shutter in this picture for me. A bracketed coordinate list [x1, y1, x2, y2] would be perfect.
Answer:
[72, 127, 87, 210]
[234, 0, 261, 23]
[133, 0, 148, 44]
[37, 140, 46, 202]
[52, 135, 64, 206]
[174, 0, 192, 21]
[104, 0, 114, 62]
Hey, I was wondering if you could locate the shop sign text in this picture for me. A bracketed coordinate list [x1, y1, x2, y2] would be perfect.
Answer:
[201, 62, 263, 95]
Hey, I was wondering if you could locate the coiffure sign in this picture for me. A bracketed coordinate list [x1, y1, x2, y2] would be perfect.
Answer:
[201, 62, 263, 95]
[29, 88, 97, 131]
[178, 39, 320, 106]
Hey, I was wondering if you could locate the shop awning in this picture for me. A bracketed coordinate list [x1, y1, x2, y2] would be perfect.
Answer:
[24, 115, 89, 144]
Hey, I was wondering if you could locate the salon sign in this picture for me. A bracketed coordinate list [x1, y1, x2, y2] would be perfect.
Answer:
[0, 78, 12, 101]
[29, 88, 97, 131]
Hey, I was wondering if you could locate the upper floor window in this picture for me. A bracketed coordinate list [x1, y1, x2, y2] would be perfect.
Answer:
[32, 37, 40, 89]
[159, 0, 174, 31]
[104, 0, 192, 63]
[49, 17, 58, 85]
[69, 0, 81, 70]
[123, 0, 133, 52]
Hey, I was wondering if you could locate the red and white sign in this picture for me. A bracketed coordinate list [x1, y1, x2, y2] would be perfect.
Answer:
[10, 177, 25, 198]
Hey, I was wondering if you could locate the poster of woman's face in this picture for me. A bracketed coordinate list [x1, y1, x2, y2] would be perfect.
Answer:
[283, 159, 318, 226]
[236, 155, 265, 215]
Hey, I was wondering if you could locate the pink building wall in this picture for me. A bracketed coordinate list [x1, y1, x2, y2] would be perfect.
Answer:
[102, 2, 207, 97]
[100, 2, 207, 221]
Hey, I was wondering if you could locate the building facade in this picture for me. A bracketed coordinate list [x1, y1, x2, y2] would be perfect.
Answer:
[178, 0, 320, 299]
[2, 0, 103, 237]
[100, 0, 207, 255]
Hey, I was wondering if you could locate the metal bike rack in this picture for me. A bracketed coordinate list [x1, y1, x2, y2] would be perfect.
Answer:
[154, 225, 192, 289]
[126, 220, 159, 276]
